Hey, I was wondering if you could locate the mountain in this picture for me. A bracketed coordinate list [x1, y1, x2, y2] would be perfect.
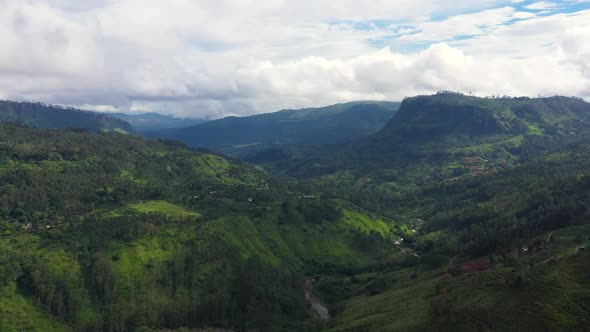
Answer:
[3, 94, 590, 331]
[152, 101, 400, 156]
[0, 100, 133, 133]
[279, 94, 590, 185]
[109, 112, 208, 132]
[379, 93, 590, 141]
[268, 93, 590, 330]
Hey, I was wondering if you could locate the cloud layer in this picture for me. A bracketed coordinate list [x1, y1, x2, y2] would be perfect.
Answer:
[0, 0, 588, 117]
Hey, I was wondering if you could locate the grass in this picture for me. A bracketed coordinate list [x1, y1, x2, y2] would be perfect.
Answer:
[340, 210, 392, 236]
[193, 205, 401, 271]
[453, 134, 524, 156]
[111, 235, 180, 293]
[325, 267, 439, 331]
[276, 207, 399, 269]
[0, 285, 70, 332]
[281, 222, 367, 267]
[190, 154, 263, 186]
[208, 215, 288, 266]
[128, 200, 201, 218]
[191, 154, 231, 177]
[105, 200, 201, 219]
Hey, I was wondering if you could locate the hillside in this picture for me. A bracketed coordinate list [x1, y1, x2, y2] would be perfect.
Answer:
[152, 101, 400, 157]
[0, 123, 403, 331]
[110, 112, 208, 132]
[3, 94, 590, 331]
[317, 146, 590, 331]
[0, 100, 133, 133]
[263, 93, 590, 330]
[277, 94, 590, 196]
[379, 93, 590, 141]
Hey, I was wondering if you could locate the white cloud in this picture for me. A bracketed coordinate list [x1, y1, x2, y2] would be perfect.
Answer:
[395, 7, 535, 43]
[525, 2, 561, 10]
[0, 0, 588, 117]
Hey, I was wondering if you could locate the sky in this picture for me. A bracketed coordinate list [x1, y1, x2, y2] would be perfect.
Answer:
[0, 0, 589, 118]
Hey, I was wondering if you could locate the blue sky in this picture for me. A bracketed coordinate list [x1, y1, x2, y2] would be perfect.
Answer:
[348, 1, 590, 51]
[0, 0, 588, 117]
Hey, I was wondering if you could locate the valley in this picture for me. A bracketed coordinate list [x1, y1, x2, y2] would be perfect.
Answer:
[1, 93, 590, 331]
[3, 1, 590, 330]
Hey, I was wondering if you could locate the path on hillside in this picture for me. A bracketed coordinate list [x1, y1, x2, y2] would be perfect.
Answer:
[304, 277, 330, 320]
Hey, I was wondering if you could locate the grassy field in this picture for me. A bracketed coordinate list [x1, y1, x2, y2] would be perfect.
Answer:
[104, 200, 201, 219]
[128, 201, 201, 218]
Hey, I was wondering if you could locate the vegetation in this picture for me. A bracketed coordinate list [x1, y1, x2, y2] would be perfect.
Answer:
[0, 123, 401, 331]
[152, 101, 400, 157]
[0, 100, 133, 133]
[2, 93, 590, 331]
[272, 94, 590, 214]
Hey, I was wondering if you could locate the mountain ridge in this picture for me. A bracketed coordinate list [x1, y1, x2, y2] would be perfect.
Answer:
[109, 112, 208, 132]
[0, 100, 133, 133]
[378, 93, 590, 142]
[271, 93, 590, 193]
[151, 101, 400, 156]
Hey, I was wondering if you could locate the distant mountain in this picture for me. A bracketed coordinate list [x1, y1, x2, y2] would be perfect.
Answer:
[378, 93, 590, 142]
[109, 112, 208, 132]
[278, 93, 590, 187]
[0, 100, 133, 133]
[152, 101, 400, 156]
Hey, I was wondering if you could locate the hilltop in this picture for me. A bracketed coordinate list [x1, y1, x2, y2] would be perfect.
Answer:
[277, 94, 590, 190]
[379, 93, 590, 141]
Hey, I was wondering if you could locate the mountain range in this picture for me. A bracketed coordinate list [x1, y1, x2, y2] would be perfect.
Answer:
[151, 101, 400, 156]
[1, 93, 590, 331]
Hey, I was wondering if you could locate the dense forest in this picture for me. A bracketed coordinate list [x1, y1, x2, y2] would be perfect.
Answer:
[0, 124, 403, 331]
[1, 93, 590, 331]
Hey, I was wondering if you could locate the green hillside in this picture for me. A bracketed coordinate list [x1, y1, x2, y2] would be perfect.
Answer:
[0, 100, 133, 133]
[3, 93, 590, 331]
[277, 94, 590, 203]
[152, 101, 400, 157]
[314, 148, 590, 331]
[252, 93, 590, 330]
[0, 124, 402, 331]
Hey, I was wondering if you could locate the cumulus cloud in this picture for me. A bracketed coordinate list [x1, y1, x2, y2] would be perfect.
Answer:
[0, 0, 588, 117]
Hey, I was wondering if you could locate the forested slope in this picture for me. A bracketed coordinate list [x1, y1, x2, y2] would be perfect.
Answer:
[153, 101, 399, 157]
[0, 124, 403, 331]
[0, 100, 133, 133]
[2, 93, 590, 331]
